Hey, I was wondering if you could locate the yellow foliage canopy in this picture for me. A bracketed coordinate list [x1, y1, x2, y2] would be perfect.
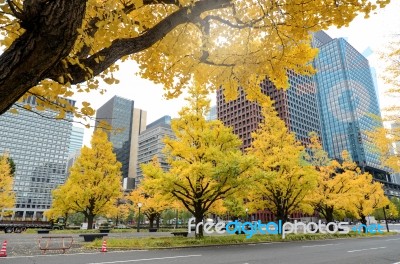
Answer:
[348, 173, 389, 221]
[305, 133, 391, 223]
[129, 163, 173, 218]
[0, 0, 390, 119]
[304, 134, 359, 221]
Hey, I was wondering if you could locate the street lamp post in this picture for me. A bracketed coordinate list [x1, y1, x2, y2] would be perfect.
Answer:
[175, 209, 178, 229]
[137, 202, 142, 232]
[245, 208, 248, 222]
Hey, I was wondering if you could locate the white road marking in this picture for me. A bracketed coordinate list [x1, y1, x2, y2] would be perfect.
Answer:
[347, 247, 386, 253]
[3, 250, 148, 259]
[385, 238, 400, 241]
[86, 254, 202, 264]
[302, 243, 339, 248]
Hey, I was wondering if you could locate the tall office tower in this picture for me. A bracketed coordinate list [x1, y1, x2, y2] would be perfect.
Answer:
[312, 31, 386, 180]
[217, 74, 321, 151]
[0, 97, 74, 220]
[217, 89, 261, 151]
[136, 115, 174, 186]
[261, 73, 322, 145]
[68, 126, 84, 155]
[95, 96, 147, 189]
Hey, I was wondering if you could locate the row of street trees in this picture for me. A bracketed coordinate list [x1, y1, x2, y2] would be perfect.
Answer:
[46, 84, 397, 236]
[127, 85, 396, 237]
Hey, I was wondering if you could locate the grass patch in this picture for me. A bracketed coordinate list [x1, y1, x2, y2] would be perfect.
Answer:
[85, 231, 397, 249]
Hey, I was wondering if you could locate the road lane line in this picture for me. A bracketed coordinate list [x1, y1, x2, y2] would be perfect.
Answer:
[86, 254, 202, 264]
[3, 250, 149, 259]
[347, 247, 386, 253]
[302, 243, 339, 248]
[386, 238, 400, 241]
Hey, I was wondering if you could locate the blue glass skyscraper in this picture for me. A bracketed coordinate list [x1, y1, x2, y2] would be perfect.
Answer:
[313, 31, 386, 180]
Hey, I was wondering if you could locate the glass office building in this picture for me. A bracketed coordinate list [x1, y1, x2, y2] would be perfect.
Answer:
[95, 96, 146, 188]
[136, 115, 174, 186]
[0, 97, 74, 219]
[68, 126, 84, 155]
[313, 31, 385, 179]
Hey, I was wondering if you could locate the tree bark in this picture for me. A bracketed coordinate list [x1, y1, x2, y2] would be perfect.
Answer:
[0, 0, 86, 114]
[195, 214, 204, 238]
[360, 214, 367, 233]
[148, 214, 155, 228]
[87, 214, 94, 230]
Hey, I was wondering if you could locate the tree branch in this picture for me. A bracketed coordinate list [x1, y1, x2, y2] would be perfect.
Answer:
[46, 0, 232, 84]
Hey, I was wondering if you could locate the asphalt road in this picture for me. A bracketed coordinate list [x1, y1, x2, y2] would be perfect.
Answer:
[1, 234, 400, 264]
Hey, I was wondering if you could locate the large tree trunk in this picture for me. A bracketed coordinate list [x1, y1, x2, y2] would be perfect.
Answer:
[275, 206, 289, 224]
[324, 206, 335, 231]
[194, 214, 204, 238]
[360, 214, 367, 233]
[148, 214, 155, 228]
[87, 214, 95, 230]
[0, 0, 87, 114]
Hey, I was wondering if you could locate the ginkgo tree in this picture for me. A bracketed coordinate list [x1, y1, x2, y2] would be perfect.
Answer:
[129, 159, 173, 229]
[141, 84, 254, 237]
[0, 0, 390, 119]
[246, 99, 318, 223]
[0, 153, 15, 213]
[304, 134, 364, 224]
[347, 172, 390, 228]
[48, 129, 123, 229]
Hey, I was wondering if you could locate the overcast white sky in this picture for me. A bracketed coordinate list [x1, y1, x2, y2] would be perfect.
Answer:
[75, 1, 400, 146]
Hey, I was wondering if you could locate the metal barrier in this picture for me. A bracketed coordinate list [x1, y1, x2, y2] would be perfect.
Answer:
[38, 236, 73, 254]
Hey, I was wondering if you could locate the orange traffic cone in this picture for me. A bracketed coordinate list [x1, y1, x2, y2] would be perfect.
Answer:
[101, 239, 107, 253]
[0, 240, 7, 257]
